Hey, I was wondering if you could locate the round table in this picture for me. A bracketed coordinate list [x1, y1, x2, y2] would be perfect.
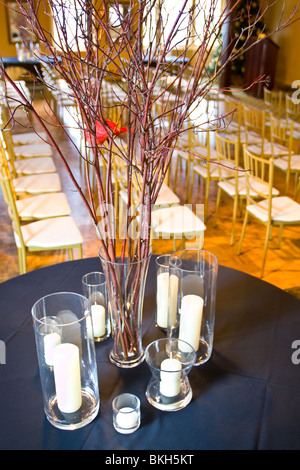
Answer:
[0, 256, 300, 451]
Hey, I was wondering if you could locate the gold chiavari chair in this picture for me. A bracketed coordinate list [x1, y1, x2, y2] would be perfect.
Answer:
[0, 144, 60, 196]
[285, 94, 300, 122]
[0, 103, 49, 146]
[221, 95, 244, 139]
[213, 133, 246, 245]
[188, 128, 233, 222]
[0, 158, 72, 222]
[0, 131, 57, 176]
[238, 146, 300, 277]
[263, 87, 283, 117]
[270, 115, 300, 195]
[242, 103, 271, 158]
[0, 164, 83, 275]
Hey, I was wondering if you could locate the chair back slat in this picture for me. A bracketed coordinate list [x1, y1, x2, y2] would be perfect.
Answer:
[243, 104, 266, 137]
[270, 115, 293, 149]
[263, 88, 283, 116]
[215, 132, 240, 198]
[286, 94, 300, 121]
[243, 145, 274, 222]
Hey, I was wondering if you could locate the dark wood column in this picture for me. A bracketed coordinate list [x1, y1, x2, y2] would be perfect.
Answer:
[219, 0, 236, 89]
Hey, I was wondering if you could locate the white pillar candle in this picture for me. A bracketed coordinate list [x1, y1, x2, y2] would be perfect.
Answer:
[160, 357, 182, 397]
[179, 294, 204, 351]
[85, 312, 94, 341]
[169, 274, 179, 326]
[156, 272, 178, 329]
[53, 343, 82, 414]
[156, 272, 169, 328]
[44, 332, 61, 366]
[115, 407, 139, 431]
[91, 304, 106, 338]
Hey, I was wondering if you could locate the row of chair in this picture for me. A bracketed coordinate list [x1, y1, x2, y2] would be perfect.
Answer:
[159, 86, 300, 276]
[173, 94, 300, 217]
[211, 133, 300, 276]
[237, 144, 300, 278]
[264, 87, 300, 122]
[0, 93, 83, 274]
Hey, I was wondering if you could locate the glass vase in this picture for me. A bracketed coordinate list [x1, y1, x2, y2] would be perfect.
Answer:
[99, 247, 151, 368]
[31, 292, 100, 430]
[169, 249, 218, 366]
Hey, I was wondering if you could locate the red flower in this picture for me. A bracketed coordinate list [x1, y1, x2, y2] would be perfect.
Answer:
[85, 119, 127, 145]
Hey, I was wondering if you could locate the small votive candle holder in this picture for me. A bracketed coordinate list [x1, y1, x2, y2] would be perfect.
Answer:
[82, 271, 110, 342]
[112, 393, 141, 434]
[145, 338, 196, 412]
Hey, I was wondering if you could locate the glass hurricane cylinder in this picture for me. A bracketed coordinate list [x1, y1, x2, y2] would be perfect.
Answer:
[31, 292, 100, 430]
[99, 247, 151, 368]
[155, 254, 181, 331]
[145, 338, 196, 411]
[169, 249, 218, 366]
[82, 271, 110, 342]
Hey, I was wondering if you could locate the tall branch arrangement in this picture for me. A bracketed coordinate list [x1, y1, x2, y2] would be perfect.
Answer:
[1, 0, 299, 261]
[0, 0, 299, 363]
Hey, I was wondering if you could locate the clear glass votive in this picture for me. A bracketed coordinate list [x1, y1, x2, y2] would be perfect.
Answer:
[145, 338, 196, 411]
[155, 254, 180, 331]
[82, 271, 110, 342]
[32, 292, 100, 430]
[169, 249, 218, 366]
[112, 393, 141, 434]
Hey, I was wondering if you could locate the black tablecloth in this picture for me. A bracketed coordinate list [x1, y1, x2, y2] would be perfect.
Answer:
[0, 256, 300, 450]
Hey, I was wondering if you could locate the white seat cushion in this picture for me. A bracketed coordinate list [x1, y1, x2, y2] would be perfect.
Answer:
[218, 176, 279, 198]
[155, 183, 180, 205]
[14, 157, 56, 175]
[220, 132, 239, 142]
[247, 196, 300, 223]
[15, 216, 83, 248]
[291, 120, 300, 131]
[16, 193, 71, 219]
[13, 173, 61, 194]
[193, 159, 239, 179]
[247, 141, 289, 157]
[152, 205, 206, 236]
[14, 142, 52, 158]
[12, 132, 48, 145]
[274, 154, 300, 171]
[264, 142, 291, 156]
[192, 145, 218, 160]
[175, 143, 218, 161]
[239, 131, 261, 144]
[225, 121, 240, 133]
[290, 130, 300, 139]
[119, 183, 180, 207]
